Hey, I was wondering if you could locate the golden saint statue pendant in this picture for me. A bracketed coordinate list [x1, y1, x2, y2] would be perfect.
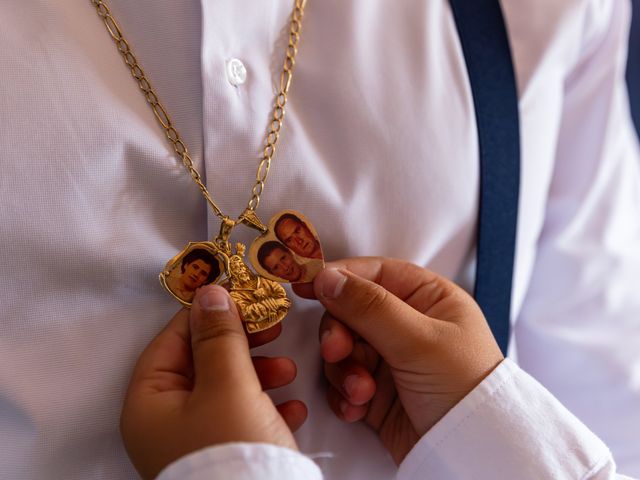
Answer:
[159, 210, 324, 333]
[227, 243, 291, 333]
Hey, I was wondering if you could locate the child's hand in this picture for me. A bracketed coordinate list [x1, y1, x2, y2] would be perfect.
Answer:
[120, 285, 306, 479]
[294, 258, 504, 464]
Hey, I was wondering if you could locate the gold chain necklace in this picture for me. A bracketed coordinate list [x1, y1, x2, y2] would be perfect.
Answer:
[91, 0, 324, 332]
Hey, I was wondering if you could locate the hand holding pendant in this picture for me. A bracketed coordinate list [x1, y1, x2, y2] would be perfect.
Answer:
[294, 258, 504, 465]
[120, 285, 306, 479]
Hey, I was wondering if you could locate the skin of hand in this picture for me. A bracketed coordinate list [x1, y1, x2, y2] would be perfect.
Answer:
[293, 257, 504, 464]
[120, 285, 307, 479]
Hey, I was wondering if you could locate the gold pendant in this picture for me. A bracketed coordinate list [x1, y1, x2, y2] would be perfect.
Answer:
[159, 210, 324, 333]
[226, 243, 291, 333]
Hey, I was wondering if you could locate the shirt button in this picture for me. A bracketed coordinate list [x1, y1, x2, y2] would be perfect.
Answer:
[226, 58, 247, 86]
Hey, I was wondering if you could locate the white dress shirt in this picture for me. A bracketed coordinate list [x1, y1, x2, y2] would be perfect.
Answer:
[156, 360, 635, 480]
[0, 0, 639, 479]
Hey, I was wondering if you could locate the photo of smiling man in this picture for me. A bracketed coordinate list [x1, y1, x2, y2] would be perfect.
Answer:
[257, 241, 319, 283]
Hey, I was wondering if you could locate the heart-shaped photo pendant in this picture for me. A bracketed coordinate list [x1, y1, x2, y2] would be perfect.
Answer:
[249, 210, 325, 284]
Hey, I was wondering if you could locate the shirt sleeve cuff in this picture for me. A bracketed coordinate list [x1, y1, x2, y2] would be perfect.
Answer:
[156, 443, 323, 480]
[397, 359, 614, 480]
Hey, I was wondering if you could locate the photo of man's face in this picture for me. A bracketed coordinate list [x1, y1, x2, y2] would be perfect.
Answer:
[260, 243, 304, 282]
[161, 245, 224, 305]
[275, 214, 322, 259]
[181, 258, 213, 291]
[249, 210, 324, 285]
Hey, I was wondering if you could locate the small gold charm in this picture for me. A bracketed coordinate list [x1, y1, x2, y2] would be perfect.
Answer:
[249, 210, 325, 284]
[227, 243, 291, 333]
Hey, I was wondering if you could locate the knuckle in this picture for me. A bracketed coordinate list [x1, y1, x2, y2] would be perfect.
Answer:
[357, 284, 389, 317]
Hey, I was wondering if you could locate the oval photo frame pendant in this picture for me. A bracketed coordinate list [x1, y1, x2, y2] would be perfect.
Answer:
[159, 242, 227, 307]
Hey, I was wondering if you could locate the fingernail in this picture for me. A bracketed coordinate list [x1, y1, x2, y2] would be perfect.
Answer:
[343, 375, 360, 398]
[198, 286, 230, 312]
[320, 269, 347, 299]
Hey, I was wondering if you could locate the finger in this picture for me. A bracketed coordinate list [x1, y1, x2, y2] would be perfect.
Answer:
[324, 359, 376, 406]
[350, 340, 380, 373]
[252, 356, 297, 390]
[190, 285, 260, 395]
[128, 308, 193, 394]
[248, 323, 282, 348]
[319, 312, 354, 363]
[363, 361, 397, 432]
[326, 386, 368, 423]
[292, 282, 316, 299]
[276, 400, 308, 432]
[326, 258, 465, 310]
[313, 267, 440, 362]
[319, 313, 380, 370]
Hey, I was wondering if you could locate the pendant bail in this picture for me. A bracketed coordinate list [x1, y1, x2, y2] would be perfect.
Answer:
[239, 208, 268, 234]
[216, 216, 237, 253]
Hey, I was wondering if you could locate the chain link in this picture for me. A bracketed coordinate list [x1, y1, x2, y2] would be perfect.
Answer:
[91, 0, 307, 220]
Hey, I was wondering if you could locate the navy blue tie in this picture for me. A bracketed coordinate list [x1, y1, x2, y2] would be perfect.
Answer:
[449, 0, 521, 355]
[626, 0, 640, 137]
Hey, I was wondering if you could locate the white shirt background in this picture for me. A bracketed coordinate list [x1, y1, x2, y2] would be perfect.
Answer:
[0, 0, 639, 478]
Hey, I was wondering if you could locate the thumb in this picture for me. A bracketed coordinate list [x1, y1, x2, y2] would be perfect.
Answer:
[313, 267, 442, 362]
[190, 285, 260, 395]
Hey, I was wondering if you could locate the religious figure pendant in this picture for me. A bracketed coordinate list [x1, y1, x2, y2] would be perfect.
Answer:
[159, 210, 324, 333]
